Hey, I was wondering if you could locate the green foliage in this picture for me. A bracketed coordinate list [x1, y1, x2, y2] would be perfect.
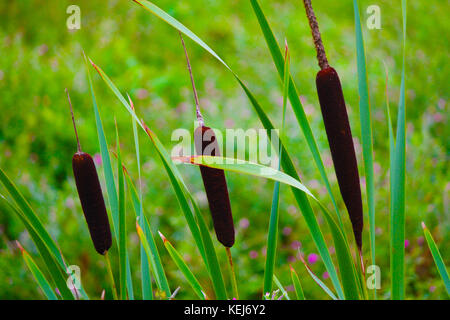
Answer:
[0, 0, 448, 299]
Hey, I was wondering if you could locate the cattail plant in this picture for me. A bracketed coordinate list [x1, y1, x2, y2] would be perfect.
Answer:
[179, 34, 235, 249]
[302, 0, 363, 250]
[66, 89, 112, 255]
[179, 34, 239, 298]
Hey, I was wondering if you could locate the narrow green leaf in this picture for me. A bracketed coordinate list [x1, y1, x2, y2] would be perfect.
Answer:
[263, 43, 289, 296]
[352, 0, 376, 269]
[273, 275, 290, 300]
[290, 266, 305, 300]
[0, 168, 65, 268]
[389, 0, 407, 300]
[159, 232, 206, 299]
[115, 124, 128, 300]
[0, 173, 76, 300]
[298, 253, 338, 300]
[422, 223, 450, 295]
[127, 94, 152, 300]
[124, 164, 170, 298]
[18, 243, 58, 300]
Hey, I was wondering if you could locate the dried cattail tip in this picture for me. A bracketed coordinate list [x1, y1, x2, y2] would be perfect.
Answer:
[316, 67, 363, 248]
[194, 126, 235, 247]
[72, 152, 112, 255]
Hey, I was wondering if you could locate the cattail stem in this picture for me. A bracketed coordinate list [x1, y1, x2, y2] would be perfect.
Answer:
[179, 32, 205, 127]
[65, 88, 82, 152]
[104, 252, 118, 300]
[302, 0, 329, 70]
[226, 247, 239, 299]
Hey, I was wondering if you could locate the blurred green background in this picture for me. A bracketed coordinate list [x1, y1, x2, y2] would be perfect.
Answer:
[0, 0, 448, 299]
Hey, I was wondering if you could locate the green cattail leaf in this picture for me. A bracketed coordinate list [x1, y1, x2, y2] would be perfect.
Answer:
[422, 223, 450, 295]
[128, 94, 152, 300]
[273, 275, 290, 300]
[263, 43, 289, 296]
[115, 124, 128, 300]
[124, 165, 170, 298]
[19, 243, 58, 300]
[352, 0, 376, 270]
[290, 266, 305, 300]
[131, 0, 344, 299]
[299, 254, 338, 300]
[353, 2, 376, 300]
[0, 174, 77, 300]
[159, 232, 206, 300]
[388, 0, 407, 300]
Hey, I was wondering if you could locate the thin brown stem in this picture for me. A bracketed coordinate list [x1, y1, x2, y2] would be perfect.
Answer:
[179, 32, 205, 127]
[65, 88, 82, 152]
[302, 0, 329, 70]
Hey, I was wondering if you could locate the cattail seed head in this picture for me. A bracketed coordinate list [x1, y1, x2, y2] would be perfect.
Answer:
[72, 151, 112, 255]
[194, 126, 235, 247]
[316, 67, 363, 248]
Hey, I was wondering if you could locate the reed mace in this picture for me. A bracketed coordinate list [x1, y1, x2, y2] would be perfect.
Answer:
[302, 0, 364, 250]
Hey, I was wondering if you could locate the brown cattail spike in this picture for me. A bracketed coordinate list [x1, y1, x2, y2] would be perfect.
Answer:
[67, 89, 112, 255]
[303, 1, 363, 249]
[316, 68, 363, 248]
[194, 126, 235, 247]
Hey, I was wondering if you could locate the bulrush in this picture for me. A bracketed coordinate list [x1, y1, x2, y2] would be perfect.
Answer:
[179, 34, 235, 248]
[302, 0, 363, 249]
[66, 89, 112, 255]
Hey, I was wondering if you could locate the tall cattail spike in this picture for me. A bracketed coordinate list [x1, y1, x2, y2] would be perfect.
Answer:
[65, 88, 82, 152]
[179, 32, 205, 127]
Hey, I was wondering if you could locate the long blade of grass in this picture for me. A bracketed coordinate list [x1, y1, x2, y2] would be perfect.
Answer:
[120, 2, 346, 299]
[249, 0, 343, 228]
[17, 242, 58, 300]
[115, 123, 128, 300]
[0, 169, 65, 267]
[158, 231, 206, 300]
[0, 173, 76, 300]
[263, 42, 289, 296]
[127, 94, 152, 300]
[290, 266, 305, 300]
[123, 164, 170, 298]
[273, 275, 290, 300]
[298, 253, 338, 300]
[0, 194, 75, 300]
[422, 222, 450, 295]
[353, 0, 376, 268]
[390, 0, 407, 300]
